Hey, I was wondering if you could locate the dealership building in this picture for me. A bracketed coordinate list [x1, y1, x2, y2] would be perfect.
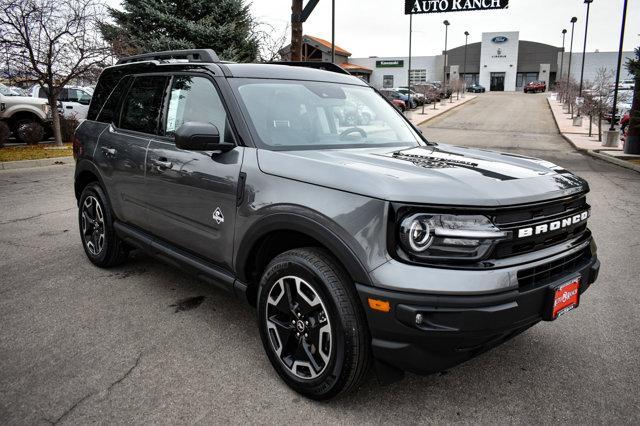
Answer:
[345, 31, 634, 91]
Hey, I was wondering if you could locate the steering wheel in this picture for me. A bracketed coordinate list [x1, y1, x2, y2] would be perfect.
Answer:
[339, 127, 367, 141]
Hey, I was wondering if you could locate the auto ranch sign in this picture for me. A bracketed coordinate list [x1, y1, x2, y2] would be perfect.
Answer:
[405, 0, 509, 14]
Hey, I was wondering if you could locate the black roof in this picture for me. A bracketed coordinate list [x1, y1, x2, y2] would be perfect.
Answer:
[222, 63, 366, 85]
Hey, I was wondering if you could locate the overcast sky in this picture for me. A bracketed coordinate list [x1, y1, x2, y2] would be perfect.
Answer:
[105, 0, 639, 58]
[250, 0, 639, 58]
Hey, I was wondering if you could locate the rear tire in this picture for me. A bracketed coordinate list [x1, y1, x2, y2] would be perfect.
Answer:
[257, 248, 371, 400]
[78, 182, 128, 268]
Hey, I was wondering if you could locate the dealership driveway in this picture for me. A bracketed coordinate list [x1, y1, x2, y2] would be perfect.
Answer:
[1, 92, 640, 424]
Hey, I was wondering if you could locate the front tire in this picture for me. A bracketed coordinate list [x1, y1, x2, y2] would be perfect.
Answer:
[257, 248, 370, 400]
[78, 182, 128, 267]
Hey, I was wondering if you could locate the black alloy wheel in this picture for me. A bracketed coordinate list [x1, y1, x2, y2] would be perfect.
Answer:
[257, 248, 370, 400]
[78, 182, 128, 267]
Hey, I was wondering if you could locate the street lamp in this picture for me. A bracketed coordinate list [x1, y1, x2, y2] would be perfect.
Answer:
[407, 13, 413, 112]
[559, 29, 567, 99]
[577, 0, 593, 119]
[443, 20, 450, 103]
[566, 17, 577, 117]
[463, 31, 469, 86]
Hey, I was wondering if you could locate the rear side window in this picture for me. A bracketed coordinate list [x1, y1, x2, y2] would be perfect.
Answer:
[120, 76, 168, 135]
[96, 76, 132, 124]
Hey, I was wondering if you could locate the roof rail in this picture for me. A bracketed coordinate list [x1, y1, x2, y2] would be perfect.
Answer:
[268, 61, 351, 76]
[116, 49, 220, 65]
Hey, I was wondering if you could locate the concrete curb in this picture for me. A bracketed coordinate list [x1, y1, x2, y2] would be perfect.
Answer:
[545, 97, 639, 174]
[586, 150, 640, 173]
[0, 156, 74, 170]
[415, 96, 477, 126]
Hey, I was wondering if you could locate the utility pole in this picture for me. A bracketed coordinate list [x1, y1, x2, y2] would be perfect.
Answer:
[331, 0, 335, 63]
[610, 0, 628, 136]
[291, 0, 303, 61]
[290, 0, 320, 62]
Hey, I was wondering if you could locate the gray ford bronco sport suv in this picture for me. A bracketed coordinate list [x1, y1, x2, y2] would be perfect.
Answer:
[74, 49, 599, 400]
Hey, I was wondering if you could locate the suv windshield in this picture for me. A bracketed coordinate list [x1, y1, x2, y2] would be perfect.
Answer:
[231, 79, 422, 150]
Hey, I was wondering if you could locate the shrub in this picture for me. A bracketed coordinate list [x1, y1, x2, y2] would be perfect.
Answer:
[0, 121, 10, 147]
[59, 117, 80, 143]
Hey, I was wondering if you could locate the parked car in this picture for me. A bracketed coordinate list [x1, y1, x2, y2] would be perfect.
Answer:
[31, 85, 92, 119]
[390, 99, 406, 112]
[467, 83, 486, 93]
[524, 81, 546, 93]
[615, 79, 635, 91]
[0, 85, 52, 144]
[620, 112, 630, 144]
[396, 87, 427, 105]
[74, 49, 599, 400]
[604, 102, 631, 124]
[379, 89, 415, 109]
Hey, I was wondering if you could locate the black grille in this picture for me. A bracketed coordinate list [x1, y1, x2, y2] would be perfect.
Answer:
[517, 247, 591, 291]
[492, 194, 589, 259]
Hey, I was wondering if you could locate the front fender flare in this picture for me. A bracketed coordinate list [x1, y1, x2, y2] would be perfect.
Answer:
[235, 209, 372, 286]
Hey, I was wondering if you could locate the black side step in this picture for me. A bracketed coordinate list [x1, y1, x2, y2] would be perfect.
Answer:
[114, 221, 249, 301]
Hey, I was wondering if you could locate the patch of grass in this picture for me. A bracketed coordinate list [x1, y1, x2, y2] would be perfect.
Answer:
[0, 143, 73, 162]
[628, 159, 640, 165]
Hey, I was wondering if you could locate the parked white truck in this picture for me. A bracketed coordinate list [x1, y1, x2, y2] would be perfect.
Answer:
[0, 83, 52, 145]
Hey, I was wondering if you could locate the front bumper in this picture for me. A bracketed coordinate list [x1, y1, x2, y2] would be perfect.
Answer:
[356, 248, 600, 376]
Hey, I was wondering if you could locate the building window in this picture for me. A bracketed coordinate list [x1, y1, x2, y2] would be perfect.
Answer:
[517, 72, 538, 88]
[463, 73, 479, 85]
[409, 69, 427, 85]
[382, 75, 394, 88]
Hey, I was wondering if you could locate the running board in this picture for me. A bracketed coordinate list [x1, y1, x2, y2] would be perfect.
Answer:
[113, 221, 249, 301]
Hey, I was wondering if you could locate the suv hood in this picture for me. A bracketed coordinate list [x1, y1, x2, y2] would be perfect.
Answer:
[257, 144, 588, 206]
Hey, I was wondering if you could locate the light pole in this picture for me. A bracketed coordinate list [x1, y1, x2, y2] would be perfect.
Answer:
[443, 20, 450, 103]
[610, 0, 630, 151]
[566, 17, 577, 117]
[463, 31, 469, 88]
[407, 13, 413, 112]
[577, 0, 593, 119]
[559, 29, 567, 100]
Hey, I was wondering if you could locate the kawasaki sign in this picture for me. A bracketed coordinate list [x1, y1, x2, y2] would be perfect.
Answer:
[376, 60, 404, 68]
[405, 0, 509, 14]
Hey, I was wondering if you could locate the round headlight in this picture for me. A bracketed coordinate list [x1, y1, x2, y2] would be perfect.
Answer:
[405, 218, 433, 252]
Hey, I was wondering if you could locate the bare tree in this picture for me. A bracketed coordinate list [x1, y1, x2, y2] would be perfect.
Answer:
[590, 67, 615, 142]
[254, 22, 290, 63]
[0, 0, 110, 146]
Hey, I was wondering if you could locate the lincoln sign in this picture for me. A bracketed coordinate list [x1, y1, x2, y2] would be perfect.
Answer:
[405, 0, 509, 14]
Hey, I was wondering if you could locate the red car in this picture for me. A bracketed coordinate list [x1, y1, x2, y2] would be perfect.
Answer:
[620, 112, 630, 144]
[524, 81, 546, 93]
[391, 99, 406, 111]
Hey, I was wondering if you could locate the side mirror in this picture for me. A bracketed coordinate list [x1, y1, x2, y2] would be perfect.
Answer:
[174, 122, 234, 152]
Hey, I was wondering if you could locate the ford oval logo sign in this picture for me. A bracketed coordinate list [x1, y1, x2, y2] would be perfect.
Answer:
[492, 36, 508, 43]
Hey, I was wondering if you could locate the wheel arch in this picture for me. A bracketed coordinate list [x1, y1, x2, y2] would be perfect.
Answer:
[74, 160, 106, 202]
[236, 211, 372, 305]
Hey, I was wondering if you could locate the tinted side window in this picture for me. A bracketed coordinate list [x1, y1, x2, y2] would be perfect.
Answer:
[120, 76, 168, 135]
[165, 75, 234, 143]
[96, 76, 132, 124]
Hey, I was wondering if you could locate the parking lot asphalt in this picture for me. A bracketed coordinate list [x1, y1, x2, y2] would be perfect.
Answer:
[1, 92, 639, 424]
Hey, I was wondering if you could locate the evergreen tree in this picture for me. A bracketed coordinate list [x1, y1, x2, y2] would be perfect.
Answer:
[101, 0, 258, 62]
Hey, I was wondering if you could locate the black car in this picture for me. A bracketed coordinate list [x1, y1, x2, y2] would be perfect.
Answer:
[467, 83, 486, 93]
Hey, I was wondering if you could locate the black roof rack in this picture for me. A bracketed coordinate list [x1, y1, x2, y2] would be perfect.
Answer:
[116, 49, 220, 65]
[268, 61, 351, 76]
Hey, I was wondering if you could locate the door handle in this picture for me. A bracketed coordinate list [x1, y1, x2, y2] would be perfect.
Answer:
[66, 105, 73, 109]
[152, 158, 173, 170]
[101, 146, 116, 156]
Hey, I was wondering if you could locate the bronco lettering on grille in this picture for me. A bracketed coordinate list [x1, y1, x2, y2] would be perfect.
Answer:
[517, 211, 589, 238]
